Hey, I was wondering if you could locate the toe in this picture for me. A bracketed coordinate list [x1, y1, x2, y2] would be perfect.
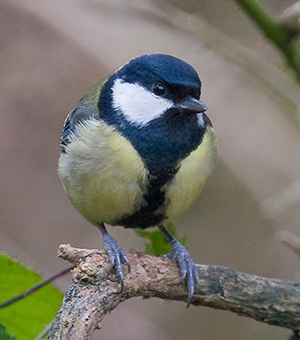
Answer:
[168, 241, 200, 306]
[103, 233, 129, 287]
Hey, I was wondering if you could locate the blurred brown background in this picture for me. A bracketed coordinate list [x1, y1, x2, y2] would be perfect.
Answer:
[1, 0, 300, 339]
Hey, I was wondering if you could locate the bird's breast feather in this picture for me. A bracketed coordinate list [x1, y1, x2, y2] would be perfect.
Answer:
[58, 119, 149, 225]
[165, 126, 217, 219]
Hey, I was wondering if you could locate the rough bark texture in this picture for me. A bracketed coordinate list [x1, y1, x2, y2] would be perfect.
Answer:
[48, 244, 300, 339]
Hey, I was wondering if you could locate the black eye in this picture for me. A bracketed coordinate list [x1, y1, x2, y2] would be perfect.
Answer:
[151, 83, 167, 96]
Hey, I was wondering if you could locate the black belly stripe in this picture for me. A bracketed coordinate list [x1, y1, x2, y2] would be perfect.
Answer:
[113, 117, 208, 229]
[116, 167, 179, 229]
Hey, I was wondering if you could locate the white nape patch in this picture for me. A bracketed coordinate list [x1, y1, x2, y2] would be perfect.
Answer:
[197, 112, 205, 128]
[111, 79, 173, 127]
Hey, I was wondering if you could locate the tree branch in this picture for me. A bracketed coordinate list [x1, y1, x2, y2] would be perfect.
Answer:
[48, 244, 300, 339]
[234, 0, 300, 79]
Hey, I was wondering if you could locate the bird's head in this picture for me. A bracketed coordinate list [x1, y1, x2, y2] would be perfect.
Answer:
[99, 54, 207, 128]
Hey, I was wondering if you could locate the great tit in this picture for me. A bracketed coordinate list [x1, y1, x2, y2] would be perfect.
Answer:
[58, 54, 217, 305]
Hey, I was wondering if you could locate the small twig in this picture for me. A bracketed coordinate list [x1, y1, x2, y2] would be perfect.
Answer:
[234, 0, 300, 79]
[48, 244, 300, 340]
[276, 230, 300, 258]
[0, 265, 73, 309]
[34, 323, 52, 340]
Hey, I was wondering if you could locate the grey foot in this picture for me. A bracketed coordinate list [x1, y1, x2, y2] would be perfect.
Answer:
[159, 225, 200, 307]
[168, 240, 200, 307]
[99, 224, 129, 290]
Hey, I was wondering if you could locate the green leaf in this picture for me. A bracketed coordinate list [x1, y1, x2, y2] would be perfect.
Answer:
[0, 253, 63, 340]
[135, 223, 187, 256]
[0, 324, 16, 340]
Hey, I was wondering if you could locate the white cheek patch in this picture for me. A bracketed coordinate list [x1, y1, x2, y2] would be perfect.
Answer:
[197, 112, 206, 129]
[112, 79, 173, 127]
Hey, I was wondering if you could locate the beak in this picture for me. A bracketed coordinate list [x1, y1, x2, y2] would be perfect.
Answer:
[177, 95, 207, 113]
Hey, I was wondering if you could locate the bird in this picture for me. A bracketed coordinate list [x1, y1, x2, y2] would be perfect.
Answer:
[58, 54, 217, 306]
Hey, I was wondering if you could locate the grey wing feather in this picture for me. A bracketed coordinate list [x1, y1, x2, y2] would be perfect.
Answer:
[59, 100, 100, 151]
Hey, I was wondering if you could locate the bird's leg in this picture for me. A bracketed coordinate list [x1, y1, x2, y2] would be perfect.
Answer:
[158, 224, 200, 307]
[98, 223, 130, 290]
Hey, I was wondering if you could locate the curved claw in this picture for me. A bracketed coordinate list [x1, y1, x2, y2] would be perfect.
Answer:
[103, 233, 130, 291]
[168, 240, 200, 308]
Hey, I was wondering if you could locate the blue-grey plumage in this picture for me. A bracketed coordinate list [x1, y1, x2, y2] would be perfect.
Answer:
[58, 54, 217, 306]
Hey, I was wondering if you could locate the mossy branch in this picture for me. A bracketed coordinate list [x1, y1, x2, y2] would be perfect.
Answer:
[47, 244, 300, 340]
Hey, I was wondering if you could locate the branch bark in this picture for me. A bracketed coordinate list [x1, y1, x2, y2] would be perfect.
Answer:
[48, 244, 300, 339]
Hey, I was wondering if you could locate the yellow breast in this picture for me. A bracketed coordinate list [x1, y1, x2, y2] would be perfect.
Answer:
[58, 119, 149, 225]
[164, 126, 217, 220]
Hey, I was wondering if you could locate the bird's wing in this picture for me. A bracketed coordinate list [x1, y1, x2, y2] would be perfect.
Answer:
[59, 79, 106, 151]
